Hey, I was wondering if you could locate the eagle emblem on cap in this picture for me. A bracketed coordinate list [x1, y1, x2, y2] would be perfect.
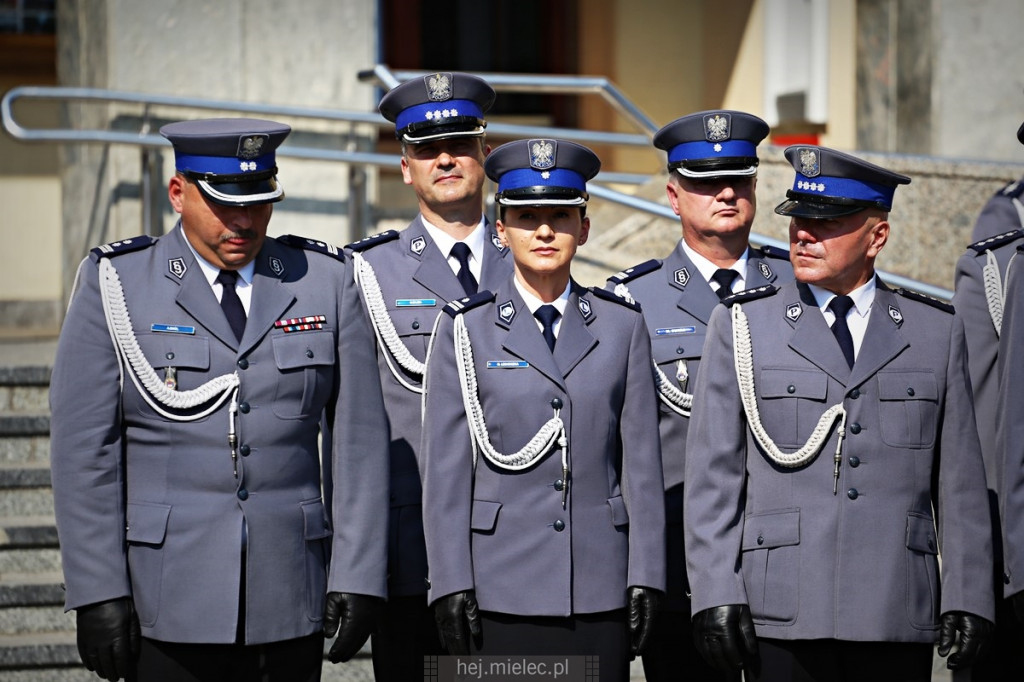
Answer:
[704, 114, 730, 142]
[799, 148, 820, 177]
[237, 135, 267, 160]
[426, 73, 453, 102]
[529, 139, 556, 170]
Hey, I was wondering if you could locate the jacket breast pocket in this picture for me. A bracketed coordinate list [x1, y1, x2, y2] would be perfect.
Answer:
[133, 333, 211, 419]
[877, 371, 938, 449]
[126, 501, 172, 627]
[387, 306, 437, 361]
[758, 368, 829, 449]
[271, 331, 336, 420]
[742, 508, 800, 624]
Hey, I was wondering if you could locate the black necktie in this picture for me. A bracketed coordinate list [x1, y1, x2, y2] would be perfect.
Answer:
[216, 269, 247, 342]
[710, 268, 739, 301]
[534, 305, 560, 352]
[450, 242, 478, 296]
[828, 295, 856, 368]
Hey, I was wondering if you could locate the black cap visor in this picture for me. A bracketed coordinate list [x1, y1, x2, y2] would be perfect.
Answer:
[774, 191, 882, 219]
[670, 157, 760, 179]
[399, 117, 486, 143]
[495, 186, 589, 207]
[186, 170, 284, 206]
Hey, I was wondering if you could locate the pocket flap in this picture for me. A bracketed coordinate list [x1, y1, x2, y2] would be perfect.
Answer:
[272, 331, 336, 370]
[607, 495, 629, 527]
[742, 508, 800, 550]
[470, 499, 502, 532]
[135, 332, 210, 371]
[126, 502, 172, 544]
[905, 513, 937, 554]
[651, 331, 705, 363]
[879, 371, 937, 401]
[387, 306, 437, 339]
[759, 368, 827, 400]
[302, 500, 332, 540]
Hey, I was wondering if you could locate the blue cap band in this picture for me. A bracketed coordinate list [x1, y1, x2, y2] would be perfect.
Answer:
[667, 139, 758, 164]
[497, 168, 587, 194]
[175, 153, 276, 175]
[792, 173, 896, 209]
[395, 99, 484, 131]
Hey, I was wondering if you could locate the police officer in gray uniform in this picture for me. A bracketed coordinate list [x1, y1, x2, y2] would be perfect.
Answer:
[49, 119, 389, 681]
[950, 120, 1024, 682]
[345, 73, 513, 680]
[685, 145, 994, 681]
[421, 139, 665, 682]
[606, 110, 791, 681]
[995, 121, 1024, 664]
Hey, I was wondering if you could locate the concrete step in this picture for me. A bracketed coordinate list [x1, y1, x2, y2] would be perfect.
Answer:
[0, 548, 63, 576]
[0, 606, 74, 638]
[0, 437, 50, 468]
[0, 416, 50, 438]
[0, 516, 59, 549]
[0, 632, 82, 675]
[0, 384, 49, 416]
[0, 572, 65, 608]
[0, 484, 56, 517]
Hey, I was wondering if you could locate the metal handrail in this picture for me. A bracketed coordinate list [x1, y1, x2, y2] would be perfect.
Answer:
[1, 72, 952, 300]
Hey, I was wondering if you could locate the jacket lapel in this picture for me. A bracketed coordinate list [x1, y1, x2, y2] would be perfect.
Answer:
[786, 283, 851, 384]
[553, 283, 598, 378]
[479, 220, 511, 291]
[664, 247, 719, 324]
[495, 284, 565, 390]
[165, 229, 241, 349]
[239, 245, 297, 355]
[847, 285, 909, 387]
[406, 218, 469, 302]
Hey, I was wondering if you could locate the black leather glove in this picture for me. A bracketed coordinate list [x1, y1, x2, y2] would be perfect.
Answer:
[937, 610, 994, 669]
[627, 586, 661, 657]
[433, 590, 481, 655]
[691, 604, 758, 674]
[75, 597, 140, 682]
[323, 592, 383, 663]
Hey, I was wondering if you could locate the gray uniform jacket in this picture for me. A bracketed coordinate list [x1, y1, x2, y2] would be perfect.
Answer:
[970, 178, 1024, 242]
[952, 230, 1024, 498]
[684, 280, 994, 642]
[607, 242, 793, 490]
[420, 278, 666, 616]
[997, 247, 1024, 598]
[49, 226, 390, 645]
[346, 216, 512, 596]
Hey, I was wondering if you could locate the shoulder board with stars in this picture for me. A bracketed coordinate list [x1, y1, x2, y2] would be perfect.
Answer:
[757, 244, 790, 261]
[722, 284, 779, 307]
[606, 259, 662, 285]
[967, 229, 1024, 253]
[277, 234, 345, 262]
[998, 178, 1024, 199]
[90, 235, 157, 260]
[442, 290, 496, 318]
[894, 288, 954, 314]
[345, 230, 400, 252]
[588, 286, 642, 312]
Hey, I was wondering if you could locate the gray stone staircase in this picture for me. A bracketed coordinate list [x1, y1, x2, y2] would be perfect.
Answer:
[0, 337, 376, 681]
